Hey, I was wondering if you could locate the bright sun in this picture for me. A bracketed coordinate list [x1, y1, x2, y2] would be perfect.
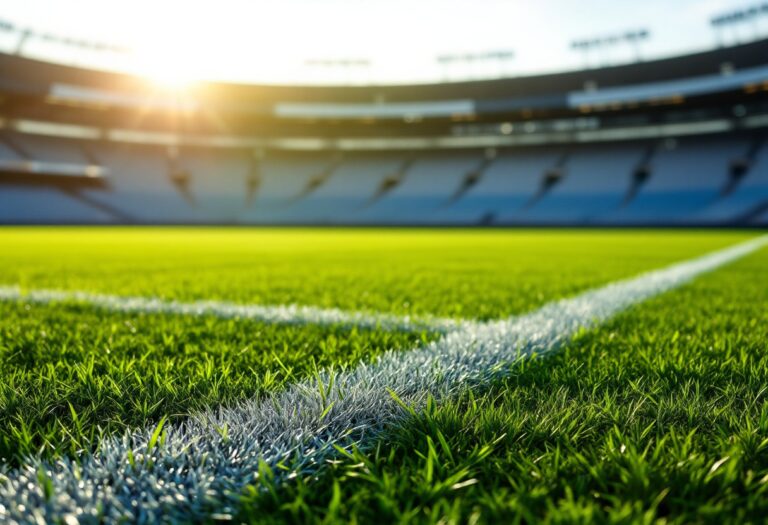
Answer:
[146, 68, 197, 90]
[131, 46, 202, 90]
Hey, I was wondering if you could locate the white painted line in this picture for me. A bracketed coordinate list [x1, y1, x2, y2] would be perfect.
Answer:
[0, 286, 467, 334]
[1, 236, 765, 523]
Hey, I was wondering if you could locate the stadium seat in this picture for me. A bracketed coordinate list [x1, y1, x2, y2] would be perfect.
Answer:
[174, 147, 252, 223]
[453, 149, 561, 225]
[358, 152, 479, 224]
[81, 142, 198, 223]
[294, 153, 405, 223]
[0, 139, 22, 161]
[10, 133, 90, 164]
[0, 186, 114, 223]
[521, 143, 642, 224]
[241, 151, 336, 224]
[3, 132, 768, 226]
[607, 135, 746, 224]
[693, 138, 768, 223]
[753, 207, 768, 224]
[0, 133, 118, 223]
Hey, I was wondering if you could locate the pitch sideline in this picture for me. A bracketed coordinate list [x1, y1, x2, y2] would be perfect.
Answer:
[0, 235, 766, 523]
[0, 285, 468, 333]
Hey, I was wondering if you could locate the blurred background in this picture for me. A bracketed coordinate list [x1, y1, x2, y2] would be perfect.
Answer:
[0, 0, 767, 225]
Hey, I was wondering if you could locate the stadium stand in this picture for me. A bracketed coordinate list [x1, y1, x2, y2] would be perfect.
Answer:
[0, 131, 119, 223]
[9, 134, 89, 164]
[456, 149, 563, 224]
[80, 142, 195, 223]
[173, 147, 251, 222]
[0, 136, 23, 161]
[755, 208, 768, 224]
[296, 153, 405, 223]
[517, 143, 643, 224]
[694, 136, 768, 224]
[242, 152, 338, 223]
[359, 152, 479, 224]
[602, 136, 750, 224]
[1, 36, 768, 225]
[0, 186, 113, 223]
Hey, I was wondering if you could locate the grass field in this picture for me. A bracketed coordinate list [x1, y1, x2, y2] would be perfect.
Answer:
[0, 227, 766, 523]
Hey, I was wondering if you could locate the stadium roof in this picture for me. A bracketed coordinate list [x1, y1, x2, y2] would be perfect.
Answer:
[1, 0, 767, 85]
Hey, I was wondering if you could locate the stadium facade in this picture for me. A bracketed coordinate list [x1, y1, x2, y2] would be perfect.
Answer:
[0, 39, 767, 225]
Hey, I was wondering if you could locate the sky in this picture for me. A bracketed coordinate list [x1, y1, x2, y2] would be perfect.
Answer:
[1, 0, 766, 85]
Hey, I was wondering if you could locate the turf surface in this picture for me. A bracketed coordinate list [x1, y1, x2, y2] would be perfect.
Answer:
[0, 228, 753, 318]
[0, 303, 429, 464]
[0, 228, 765, 523]
[238, 240, 768, 524]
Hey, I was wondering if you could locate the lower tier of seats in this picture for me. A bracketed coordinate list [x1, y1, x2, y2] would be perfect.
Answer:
[1, 132, 766, 226]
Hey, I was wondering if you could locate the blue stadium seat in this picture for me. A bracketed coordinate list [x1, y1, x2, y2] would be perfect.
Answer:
[10, 134, 89, 164]
[176, 148, 252, 223]
[693, 140, 768, 223]
[2, 132, 767, 226]
[606, 136, 746, 223]
[358, 152, 479, 224]
[298, 154, 405, 223]
[0, 134, 118, 223]
[521, 144, 641, 224]
[82, 143, 197, 223]
[242, 152, 334, 224]
[753, 208, 768, 224]
[0, 187, 114, 223]
[451, 150, 560, 224]
[0, 140, 21, 161]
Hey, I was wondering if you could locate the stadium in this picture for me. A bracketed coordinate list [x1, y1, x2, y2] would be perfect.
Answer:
[0, 0, 767, 523]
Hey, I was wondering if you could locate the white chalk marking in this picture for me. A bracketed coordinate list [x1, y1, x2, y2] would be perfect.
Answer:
[0, 285, 467, 333]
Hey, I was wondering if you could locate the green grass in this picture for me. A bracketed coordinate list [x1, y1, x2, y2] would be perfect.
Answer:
[0, 228, 746, 466]
[0, 228, 753, 318]
[0, 302, 430, 464]
[238, 242, 768, 524]
[0, 227, 765, 523]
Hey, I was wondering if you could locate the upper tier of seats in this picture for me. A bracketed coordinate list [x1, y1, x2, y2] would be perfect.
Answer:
[0, 131, 766, 225]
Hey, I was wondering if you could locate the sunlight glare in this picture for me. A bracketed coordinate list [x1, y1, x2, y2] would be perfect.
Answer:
[135, 48, 201, 90]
